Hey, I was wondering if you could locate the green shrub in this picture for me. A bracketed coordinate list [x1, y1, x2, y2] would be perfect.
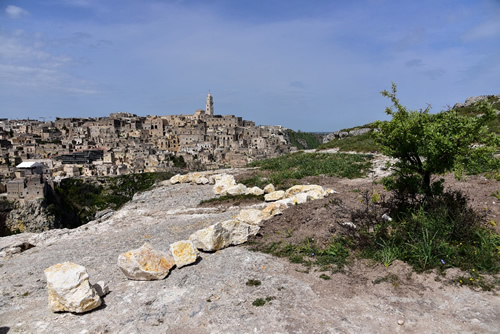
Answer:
[374, 83, 498, 201]
[358, 191, 500, 273]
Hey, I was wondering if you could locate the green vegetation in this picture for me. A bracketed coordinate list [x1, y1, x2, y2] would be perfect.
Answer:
[319, 273, 331, 280]
[453, 95, 500, 134]
[246, 279, 262, 287]
[348, 85, 500, 278]
[317, 132, 379, 152]
[166, 155, 186, 168]
[349, 191, 500, 277]
[48, 172, 174, 226]
[252, 298, 266, 306]
[255, 237, 350, 273]
[252, 296, 275, 307]
[286, 129, 322, 150]
[374, 83, 499, 200]
[244, 151, 372, 188]
[249, 86, 500, 288]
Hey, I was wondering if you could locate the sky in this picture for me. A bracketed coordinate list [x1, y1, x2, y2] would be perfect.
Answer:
[1, 0, 499, 131]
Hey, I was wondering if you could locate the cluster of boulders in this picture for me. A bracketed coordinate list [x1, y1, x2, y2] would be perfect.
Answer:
[43, 171, 336, 314]
[453, 94, 500, 109]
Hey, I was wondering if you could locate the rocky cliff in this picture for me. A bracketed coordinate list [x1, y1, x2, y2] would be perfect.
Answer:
[4, 199, 59, 234]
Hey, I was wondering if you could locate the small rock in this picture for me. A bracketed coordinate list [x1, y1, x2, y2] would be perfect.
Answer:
[261, 202, 288, 219]
[382, 213, 392, 222]
[221, 220, 260, 245]
[170, 240, 199, 268]
[289, 193, 310, 205]
[246, 186, 264, 196]
[44, 262, 101, 313]
[117, 243, 175, 280]
[213, 174, 237, 195]
[224, 183, 248, 196]
[263, 184, 275, 194]
[189, 222, 229, 252]
[397, 319, 405, 325]
[92, 281, 109, 297]
[264, 190, 285, 202]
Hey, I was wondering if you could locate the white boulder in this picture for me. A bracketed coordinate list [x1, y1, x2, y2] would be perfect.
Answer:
[117, 243, 175, 281]
[212, 174, 237, 195]
[236, 209, 264, 226]
[189, 220, 259, 252]
[224, 183, 248, 196]
[264, 190, 286, 202]
[44, 262, 101, 313]
[189, 222, 229, 251]
[289, 192, 310, 205]
[261, 201, 288, 220]
[263, 184, 275, 194]
[221, 220, 259, 245]
[169, 240, 199, 268]
[246, 186, 264, 196]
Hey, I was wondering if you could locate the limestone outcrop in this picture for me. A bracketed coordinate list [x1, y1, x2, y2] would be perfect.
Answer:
[44, 262, 101, 313]
[4, 199, 59, 235]
[117, 243, 175, 280]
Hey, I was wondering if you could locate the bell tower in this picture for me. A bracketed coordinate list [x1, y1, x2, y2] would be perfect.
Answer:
[206, 91, 214, 116]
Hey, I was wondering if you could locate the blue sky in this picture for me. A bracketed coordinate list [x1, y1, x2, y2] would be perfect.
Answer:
[1, 0, 499, 131]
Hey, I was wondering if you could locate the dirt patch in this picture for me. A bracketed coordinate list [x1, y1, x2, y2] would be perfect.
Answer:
[250, 173, 500, 252]
[249, 176, 387, 248]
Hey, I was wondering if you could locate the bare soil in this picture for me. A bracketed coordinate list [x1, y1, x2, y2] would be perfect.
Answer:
[249, 173, 500, 250]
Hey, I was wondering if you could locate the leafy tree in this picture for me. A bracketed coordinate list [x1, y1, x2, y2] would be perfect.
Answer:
[375, 83, 498, 202]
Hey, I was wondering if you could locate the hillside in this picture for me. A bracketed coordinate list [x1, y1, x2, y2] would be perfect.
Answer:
[319, 94, 500, 153]
[1, 170, 499, 333]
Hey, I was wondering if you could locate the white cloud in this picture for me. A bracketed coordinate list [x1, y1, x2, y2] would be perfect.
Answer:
[5, 5, 29, 19]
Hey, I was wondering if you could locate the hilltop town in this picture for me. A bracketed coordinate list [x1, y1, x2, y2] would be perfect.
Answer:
[0, 93, 293, 201]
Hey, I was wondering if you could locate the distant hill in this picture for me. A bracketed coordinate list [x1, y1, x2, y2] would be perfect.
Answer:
[286, 129, 323, 150]
[318, 94, 500, 153]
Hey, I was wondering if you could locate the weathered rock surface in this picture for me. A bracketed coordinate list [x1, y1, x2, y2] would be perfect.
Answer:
[169, 240, 199, 268]
[221, 219, 259, 245]
[235, 208, 264, 226]
[246, 186, 264, 196]
[263, 183, 275, 194]
[224, 183, 247, 196]
[189, 222, 229, 251]
[4, 199, 59, 234]
[213, 174, 237, 195]
[1, 173, 499, 333]
[44, 262, 101, 313]
[118, 243, 175, 280]
[264, 190, 286, 202]
[261, 201, 288, 219]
